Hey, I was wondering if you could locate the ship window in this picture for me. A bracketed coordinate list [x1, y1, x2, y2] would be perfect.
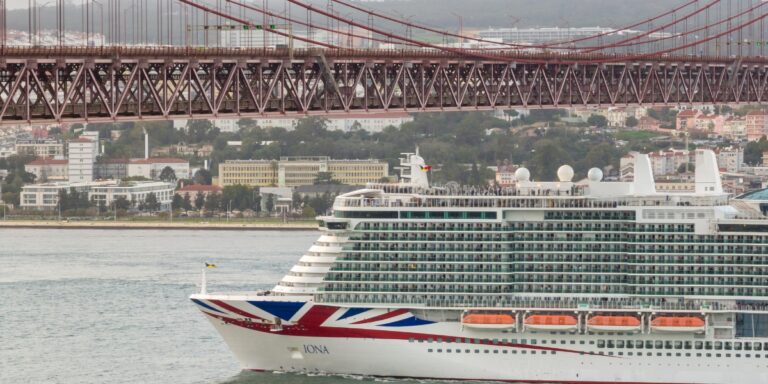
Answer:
[530, 350, 536, 355]
[626, 341, 634, 349]
[597, 340, 606, 348]
[725, 342, 733, 351]
[428, 349, 433, 353]
[646, 341, 653, 349]
[695, 341, 703, 350]
[696, 353, 702, 357]
[475, 350, 480, 354]
[666, 353, 672, 357]
[715, 342, 723, 350]
[706, 353, 712, 357]
[437, 338, 443, 343]
[503, 350, 508, 354]
[755, 343, 762, 351]
[617, 340, 625, 348]
[409, 338, 414, 343]
[437, 349, 442, 353]
[655, 341, 663, 349]
[628, 352, 633, 356]
[607, 340, 615, 348]
[674, 341, 683, 349]
[493, 350, 499, 354]
[446, 349, 451, 353]
[427, 338, 433, 343]
[734, 342, 742, 351]
[635, 341, 643, 350]
[705, 342, 713, 350]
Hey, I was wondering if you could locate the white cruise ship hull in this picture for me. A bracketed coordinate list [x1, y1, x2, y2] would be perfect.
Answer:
[192, 296, 768, 384]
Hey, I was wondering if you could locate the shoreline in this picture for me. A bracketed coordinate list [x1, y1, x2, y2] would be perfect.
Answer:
[0, 220, 317, 231]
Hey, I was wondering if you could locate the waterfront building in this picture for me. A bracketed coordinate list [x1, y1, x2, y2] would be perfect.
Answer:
[15, 138, 64, 158]
[19, 181, 107, 210]
[218, 157, 388, 187]
[89, 181, 175, 210]
[20, 180, 175, 210]
[25, 158, 69, 181]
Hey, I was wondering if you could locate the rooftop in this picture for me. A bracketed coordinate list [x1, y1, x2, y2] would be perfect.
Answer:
[27, 158, 68, 165]
[129, 157, 188, 164]
[178, 184, 222, 193]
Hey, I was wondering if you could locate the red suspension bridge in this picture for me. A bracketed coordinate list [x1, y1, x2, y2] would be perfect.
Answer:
[0, 0, 768, 125]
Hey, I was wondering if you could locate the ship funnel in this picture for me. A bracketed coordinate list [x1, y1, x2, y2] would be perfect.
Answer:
[695, 149, 723, 194]
[632, 153, 656, 195]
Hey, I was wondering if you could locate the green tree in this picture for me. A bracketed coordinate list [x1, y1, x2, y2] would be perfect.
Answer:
[144, 193, 160, 212]
[204, 193, 221, 211]
[677, 163, 695, 173]
[159, 166, 177, 182]
[194, 191, 206, 210]
[527, 139, 574, 181]
[744, 137, 768, 165]
[182, 193, 193, 211]
[625, 116, 639, 128]
[193, 169, 213, 185]
[587, 114, 609, 127]
[172, 193, 184, 210]
[114, 196, 131, 211]
[314, 171, 339, 185]
[222, 184, 255, 211]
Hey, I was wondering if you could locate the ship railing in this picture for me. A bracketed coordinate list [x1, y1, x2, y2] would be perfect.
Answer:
[333, 195, 732, 210]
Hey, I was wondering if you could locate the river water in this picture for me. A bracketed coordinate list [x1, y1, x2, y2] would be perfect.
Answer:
[1, 229, 464, 384]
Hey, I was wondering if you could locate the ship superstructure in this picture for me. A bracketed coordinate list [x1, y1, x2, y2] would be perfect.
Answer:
[191, 149, 768, 384]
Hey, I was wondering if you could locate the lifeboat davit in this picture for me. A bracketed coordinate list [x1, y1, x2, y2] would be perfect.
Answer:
[587, 315, 642, 332]
[650, 316, 706, 333]
[462, 314, 516, 330]
[524, 315, 578, 331]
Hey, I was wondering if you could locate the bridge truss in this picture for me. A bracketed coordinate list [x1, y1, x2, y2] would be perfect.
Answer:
[1, 47, 768, 125]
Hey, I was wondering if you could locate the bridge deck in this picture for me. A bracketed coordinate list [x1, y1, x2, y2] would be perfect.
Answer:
[0, 46, 766, 125]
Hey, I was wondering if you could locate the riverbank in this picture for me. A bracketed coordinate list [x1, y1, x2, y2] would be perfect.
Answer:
[0, 219, 317, 231]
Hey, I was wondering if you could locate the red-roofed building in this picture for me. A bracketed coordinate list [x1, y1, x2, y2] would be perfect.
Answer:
[177, 184, 222, 198]
[25, 158, 69, 181]
[676, 109, 701, 130]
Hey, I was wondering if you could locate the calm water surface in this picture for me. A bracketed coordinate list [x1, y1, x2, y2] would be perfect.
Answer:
[2, 229, 479, 384]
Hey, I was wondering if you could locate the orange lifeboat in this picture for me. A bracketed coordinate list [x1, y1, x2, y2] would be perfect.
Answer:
[462, 314, 516, 330]
[650, 316, 706, 333]
[587, 316, 642, 332]
[524, 315, 578, 331]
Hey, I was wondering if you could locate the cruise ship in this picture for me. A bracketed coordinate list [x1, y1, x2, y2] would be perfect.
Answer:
[191, 149, 768, 383]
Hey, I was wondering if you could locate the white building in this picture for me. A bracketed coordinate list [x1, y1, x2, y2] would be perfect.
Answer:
[176, 114, 414, 134]
[25, 158, 69, 182]
[20, 181, 104, 210]
[68, 132, 99, 182]
[716, 147, 744, 173]
[15, 138, 65, 158]
[20, 180, 175, 210]
[90, 181, 175, 211]
[127, 158, 190, 180]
